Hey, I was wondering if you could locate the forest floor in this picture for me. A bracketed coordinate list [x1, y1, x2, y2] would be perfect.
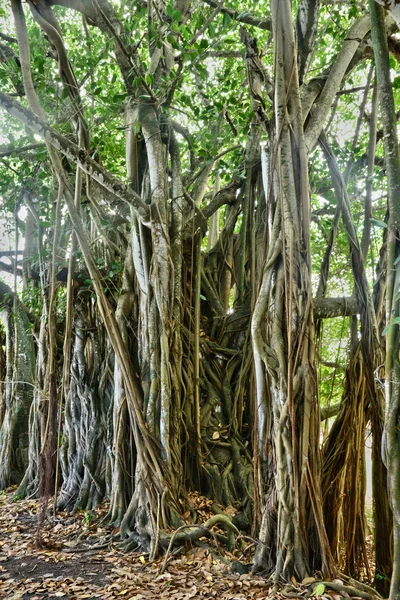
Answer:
[0, 490, 380, 600]
[0, 489, 270, 600]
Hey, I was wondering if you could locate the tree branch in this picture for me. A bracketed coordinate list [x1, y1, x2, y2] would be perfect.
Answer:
[202, 177, 243, 220]
[48, 0, 143, 94]
[296, 0, 320, 85]
[0, 32, 18, 45]
[0, 142, 44, 158]
[304, 15, 371, 151]
[0, 280, 37, 326]
[0, 91, 150, 223]
[202, 0, 271, 30]
[313, 296, 360, 319]
[321, 403, 341, 421]
[0, 261, 23, 277]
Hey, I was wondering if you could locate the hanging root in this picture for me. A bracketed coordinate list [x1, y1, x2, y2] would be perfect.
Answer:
[159, 514, 239, 574]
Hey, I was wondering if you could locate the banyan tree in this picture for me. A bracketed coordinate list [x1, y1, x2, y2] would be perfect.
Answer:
[0, 0, 400, 595]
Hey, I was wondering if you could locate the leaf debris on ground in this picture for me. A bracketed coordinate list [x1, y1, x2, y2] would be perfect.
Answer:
[0, 490, 380, 600]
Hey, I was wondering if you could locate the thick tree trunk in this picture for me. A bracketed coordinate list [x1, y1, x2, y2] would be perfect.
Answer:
[252, 0, 333, 580]
[370, 2, 400, 598]
[0, 287, 35, 488]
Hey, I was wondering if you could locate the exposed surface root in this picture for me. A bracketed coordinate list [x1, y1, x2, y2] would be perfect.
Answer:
[315, 581, 376, 600]
[159, 514, 240, 574]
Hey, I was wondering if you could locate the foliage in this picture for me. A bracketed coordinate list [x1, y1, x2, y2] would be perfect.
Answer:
[0, 0, 397, 592]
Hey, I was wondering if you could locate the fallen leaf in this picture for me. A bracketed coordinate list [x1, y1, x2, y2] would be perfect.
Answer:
[313, 583, 326, 597]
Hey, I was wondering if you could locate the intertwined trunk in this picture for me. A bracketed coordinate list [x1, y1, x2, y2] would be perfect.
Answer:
[0, 284, 35, 488]
[370, 2, 400, 599]
[0, 0, 398, 590]
[252, 0, 332, 580]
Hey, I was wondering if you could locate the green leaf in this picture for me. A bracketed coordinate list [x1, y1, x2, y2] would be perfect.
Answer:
[145, 73, 154, 86]
[133, 120, 141, 135]
[196, 14, 205, 28]
[382, 317, 400, 337]
[36, 58, 45, 75]
[113, 92, 127, 103]
[223, 13, 231, 27]
[166, 34, 179, 49]
[349, 6, 358, 18]
[208, 23, 217, 37]
[181, 25, 191, 41]
[172, 9, 182, 21]
[200, 294, 206, 301]
[370, 218, 387, 228]
[312, 584, 326, 597]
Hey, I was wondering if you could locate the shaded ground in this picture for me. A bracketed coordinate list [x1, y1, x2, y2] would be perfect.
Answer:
[0, 490, 382, 600]
[0, 491, 269, 600]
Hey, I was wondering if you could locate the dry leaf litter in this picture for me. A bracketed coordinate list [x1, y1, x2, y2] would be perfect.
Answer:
[0, 489, 381, 600]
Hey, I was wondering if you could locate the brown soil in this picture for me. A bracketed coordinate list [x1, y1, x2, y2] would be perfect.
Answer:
[0, 490, 269, 600]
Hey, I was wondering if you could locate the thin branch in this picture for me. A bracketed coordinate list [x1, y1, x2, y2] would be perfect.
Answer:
[0, 32, 18, 44]
[201, 0, 271, 30]
[188, 0, 225, 47]
[205, 50, 244, 58]
[0, 91, 150, 223]
[202, 177, 243, 220]
[0, 260, 23, 277]
[336, 85, 368, 96]
[187, 145, 242, 186]
[0, 142, 45, 158]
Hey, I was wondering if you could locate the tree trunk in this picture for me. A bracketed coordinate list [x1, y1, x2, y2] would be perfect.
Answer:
[252, 0, 333, 580]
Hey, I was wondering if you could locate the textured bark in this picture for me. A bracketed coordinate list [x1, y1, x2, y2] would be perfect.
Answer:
[304, 16, 371, 151]
[0, 285, 35, 488]
[370, 1, 400, 598]
[0, 0, 396, 588]
[252, 0, 333, 580]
